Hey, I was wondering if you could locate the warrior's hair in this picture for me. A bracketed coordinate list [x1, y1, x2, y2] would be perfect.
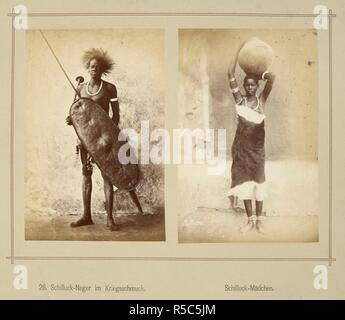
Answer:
[82, 48, 114, 75]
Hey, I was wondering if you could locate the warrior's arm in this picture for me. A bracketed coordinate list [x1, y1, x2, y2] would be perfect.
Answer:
[66, 84, 82, 126]
[259, 72, 275, 104]
[228, 45, 243, 104]
[109, 85, 120, 126]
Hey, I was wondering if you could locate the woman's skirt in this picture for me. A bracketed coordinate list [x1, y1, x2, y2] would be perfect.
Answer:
[228, 109, 266, 201]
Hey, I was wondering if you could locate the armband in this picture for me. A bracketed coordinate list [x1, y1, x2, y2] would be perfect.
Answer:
[262, 71, 269, 81]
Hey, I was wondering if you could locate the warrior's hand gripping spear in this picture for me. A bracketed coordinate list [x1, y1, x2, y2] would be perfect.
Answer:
[66, 76, 84, 126]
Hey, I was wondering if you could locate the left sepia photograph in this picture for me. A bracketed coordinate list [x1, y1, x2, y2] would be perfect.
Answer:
[25, 29, 165, 241]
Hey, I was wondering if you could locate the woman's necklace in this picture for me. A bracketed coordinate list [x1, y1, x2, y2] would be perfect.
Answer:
[252, 96, 260, 111]
[86, 80, 103, 96]
[244, 96, 259, 110]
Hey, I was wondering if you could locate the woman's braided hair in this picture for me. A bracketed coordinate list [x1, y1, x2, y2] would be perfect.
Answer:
[244, 73, 260, 84]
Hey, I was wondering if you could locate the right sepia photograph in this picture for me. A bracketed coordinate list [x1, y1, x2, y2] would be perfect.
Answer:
[178, 29, 319, 243]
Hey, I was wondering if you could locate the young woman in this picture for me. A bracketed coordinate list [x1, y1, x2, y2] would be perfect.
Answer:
[227, 45, 275, 234]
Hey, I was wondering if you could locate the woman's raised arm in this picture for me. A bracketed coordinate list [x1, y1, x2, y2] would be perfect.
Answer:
[227, 45, 244, 104]
[259, 72, 275, 104]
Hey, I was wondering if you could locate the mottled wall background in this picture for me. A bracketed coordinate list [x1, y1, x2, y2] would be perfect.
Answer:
[25, 29, 164, 219]
[179, 29, 318, 160]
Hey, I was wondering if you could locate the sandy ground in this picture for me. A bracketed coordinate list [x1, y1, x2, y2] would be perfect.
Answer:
[179, 207, 318, 243]
[26, 208, 165, 241]
[178, 160, 319, 243]
[25, 160, 317, 242]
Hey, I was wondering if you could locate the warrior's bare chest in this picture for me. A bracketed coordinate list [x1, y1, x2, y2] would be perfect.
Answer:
[80, 85, 110, 108]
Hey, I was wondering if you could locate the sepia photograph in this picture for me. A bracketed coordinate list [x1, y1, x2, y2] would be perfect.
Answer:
[25, 29, 165, 241]
[1, 0, 345, 301]
[178, 29, 319, 242]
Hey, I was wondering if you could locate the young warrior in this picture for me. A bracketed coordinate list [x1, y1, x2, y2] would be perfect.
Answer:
[66, 48, 142, 231]
[227, 45, 275, 234]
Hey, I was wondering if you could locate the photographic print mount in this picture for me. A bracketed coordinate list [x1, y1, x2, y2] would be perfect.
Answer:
[6, 7, 336, 266]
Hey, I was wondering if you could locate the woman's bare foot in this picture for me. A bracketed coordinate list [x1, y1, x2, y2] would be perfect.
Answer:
[240, 221, 255, 233]
[256, 220, 265, 234]
[70, 216, 93, 227]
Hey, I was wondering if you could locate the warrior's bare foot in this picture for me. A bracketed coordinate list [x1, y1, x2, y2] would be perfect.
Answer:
[107, 217, 121, 231]
[129, 190, 143, 214]
[70, 216, 93, 227]
[256, 220, 265, 234]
